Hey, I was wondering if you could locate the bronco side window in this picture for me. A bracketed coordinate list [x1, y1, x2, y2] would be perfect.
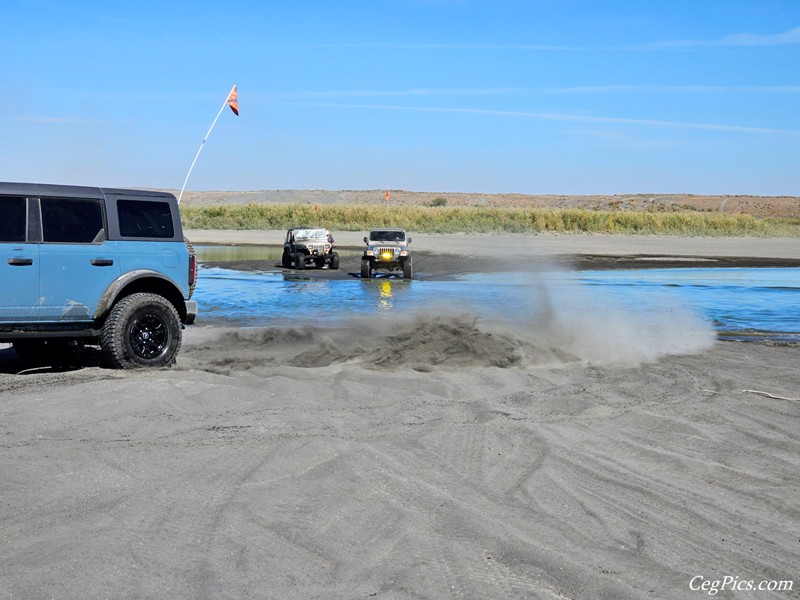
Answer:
[0, 197, 27, 242]
[41, 197, 104, 243]
[118, 200, 174, 238]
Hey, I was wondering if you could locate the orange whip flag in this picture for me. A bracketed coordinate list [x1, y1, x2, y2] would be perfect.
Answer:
[227, 85, 239, 116]
[178, 84, 239, 203]
[385, 188, 390, 202]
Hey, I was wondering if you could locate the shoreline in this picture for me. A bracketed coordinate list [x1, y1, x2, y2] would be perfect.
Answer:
[188, 229, 800, 272]
[186, 229, 800, 258]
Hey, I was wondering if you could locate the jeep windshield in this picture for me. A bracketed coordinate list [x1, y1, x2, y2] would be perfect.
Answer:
[369, 230, 405, 242]
[294, 228, 327, 241]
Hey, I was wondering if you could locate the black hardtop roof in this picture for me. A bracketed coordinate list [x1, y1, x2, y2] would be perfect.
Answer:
[0, 181, 177, 201]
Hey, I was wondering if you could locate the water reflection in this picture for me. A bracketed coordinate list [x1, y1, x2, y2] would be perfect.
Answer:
[378, 280, 394, 311]
[195, 244, 359, 262]
[360, 278, 411, 311]
[197, 266, 415, 325]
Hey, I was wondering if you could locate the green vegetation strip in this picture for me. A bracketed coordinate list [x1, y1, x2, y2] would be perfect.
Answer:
[181, 204, 800, 236]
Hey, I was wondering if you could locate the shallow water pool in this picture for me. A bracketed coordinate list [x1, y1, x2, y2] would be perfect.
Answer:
[193, 246, 800, 342]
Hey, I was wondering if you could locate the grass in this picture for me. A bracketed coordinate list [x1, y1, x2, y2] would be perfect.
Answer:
[181, 203, 800, 237]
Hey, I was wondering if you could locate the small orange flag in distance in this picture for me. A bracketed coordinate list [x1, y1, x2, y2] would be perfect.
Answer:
[385, 189, 390, 202]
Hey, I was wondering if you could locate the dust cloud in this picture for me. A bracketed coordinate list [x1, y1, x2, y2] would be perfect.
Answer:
[497, 269, 717, 367]
[184, 268, 715, 374]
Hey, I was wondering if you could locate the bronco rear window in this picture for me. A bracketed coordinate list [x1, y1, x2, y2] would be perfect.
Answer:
[41, 197, 104, 243]
[0, 197, 26, 242]
[118, 200, 174, 238]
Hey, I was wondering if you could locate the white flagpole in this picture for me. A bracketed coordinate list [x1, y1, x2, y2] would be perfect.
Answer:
[178, 84, 237, 204]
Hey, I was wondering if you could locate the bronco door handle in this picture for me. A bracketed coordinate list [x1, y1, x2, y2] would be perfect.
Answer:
[91, 258, 114, 266]
[7, 257, 33, 266]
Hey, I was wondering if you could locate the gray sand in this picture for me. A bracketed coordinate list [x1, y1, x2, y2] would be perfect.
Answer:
[186, 229, 800, 261]
[1, 233, 798, 599]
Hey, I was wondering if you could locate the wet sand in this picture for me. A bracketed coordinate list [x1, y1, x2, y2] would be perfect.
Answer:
[1, 233, 798, 599]
[192, 229, 800, 279]
[186, 229, 800, 262]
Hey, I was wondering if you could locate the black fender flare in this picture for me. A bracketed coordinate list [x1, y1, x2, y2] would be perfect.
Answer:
[94, 270, 186, 321]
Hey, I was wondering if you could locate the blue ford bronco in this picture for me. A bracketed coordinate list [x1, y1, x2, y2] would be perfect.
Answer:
[0, 182, 197, 368]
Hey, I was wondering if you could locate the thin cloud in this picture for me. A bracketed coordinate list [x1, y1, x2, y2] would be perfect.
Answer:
[299, 102, 799, 135]
[650, 85, 800, 93]
[11, 116, 107, 124]
[284, 27, 800, 52]
[291, 25, 800, 52]
[47, 86, 800, 107]
[717, 26, 800, 46]
[302, 42, 580, 51]
[656, 26, 800, 48]
[273, 85, 800, 98]
[548, 85, 800, 94]
[270, 87, 518, 98]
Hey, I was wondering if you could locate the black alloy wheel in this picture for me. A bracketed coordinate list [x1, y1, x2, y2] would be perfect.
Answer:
[101, 293, 182, 369]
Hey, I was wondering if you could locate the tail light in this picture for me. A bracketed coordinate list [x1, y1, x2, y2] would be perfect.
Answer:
[184, 237, 197, 298]
[188, 253, 197, 290]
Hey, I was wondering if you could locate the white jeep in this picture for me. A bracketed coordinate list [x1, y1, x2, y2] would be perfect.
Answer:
[282, 226, 339, 270]
[361, 228, 412, 279]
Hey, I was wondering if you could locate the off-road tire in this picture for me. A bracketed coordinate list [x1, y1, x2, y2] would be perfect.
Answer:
[361, 259, 372, 279]
[100, 293, 182, 369]
[294, 253, 305, 270]
[281, 249, 291, 268]
[330, 253, 340, 270]
[402, 257, 413, 279]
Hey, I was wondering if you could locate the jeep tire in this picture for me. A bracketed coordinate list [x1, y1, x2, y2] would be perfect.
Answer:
[281, 249, 291, 268]
[294, 253, 305, 269]
[361, 259, 372, 279]
[101, 293, 182, 369]
[330, 252, 340, 270]
[402, 257, 413, 279]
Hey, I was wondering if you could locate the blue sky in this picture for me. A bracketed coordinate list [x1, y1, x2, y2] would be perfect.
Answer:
[2, 0, 799, 195]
